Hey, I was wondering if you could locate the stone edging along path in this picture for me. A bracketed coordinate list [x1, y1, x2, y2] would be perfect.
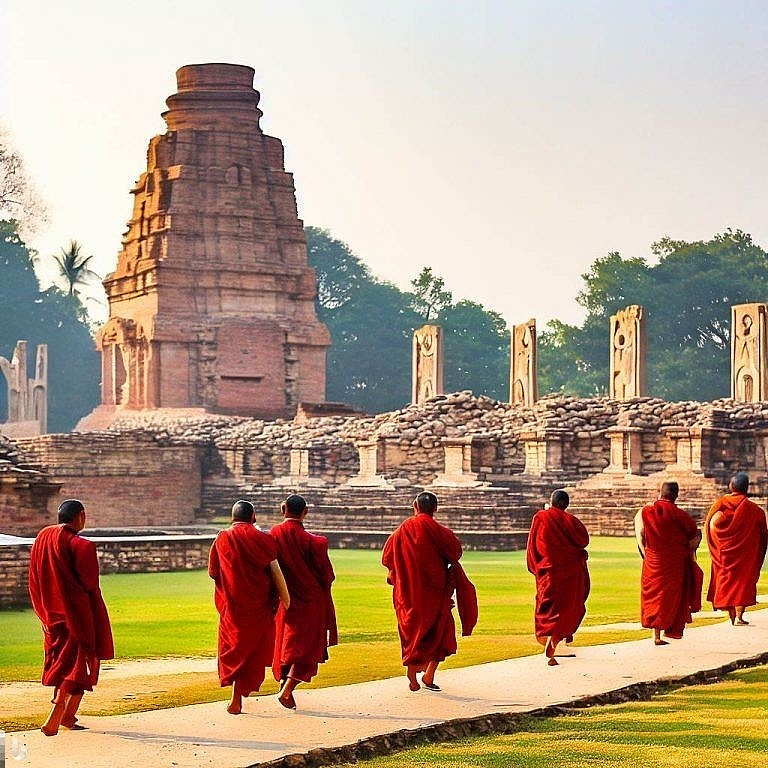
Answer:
[255, 650, 768, 768]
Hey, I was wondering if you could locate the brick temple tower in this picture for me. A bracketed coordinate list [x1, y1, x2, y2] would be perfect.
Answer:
[94, 63, 329, 419]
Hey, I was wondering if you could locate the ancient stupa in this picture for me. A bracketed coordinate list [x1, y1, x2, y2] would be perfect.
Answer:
[89, 63, 329, 422]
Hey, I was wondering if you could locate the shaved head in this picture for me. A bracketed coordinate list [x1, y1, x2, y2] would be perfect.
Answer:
[660, 481, 679, 501]
[730, 472, 749, 494]
[550, 490, 569, 510]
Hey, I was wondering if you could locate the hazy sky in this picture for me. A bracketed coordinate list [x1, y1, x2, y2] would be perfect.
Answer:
[2, 0, 768, 326]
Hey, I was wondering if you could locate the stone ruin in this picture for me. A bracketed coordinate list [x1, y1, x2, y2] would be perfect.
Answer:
[83, 63, 329, 426]
[412, 325, 444, 404]
[0, 340, 47, 437]
[731, 303, 768, 402]
[609, 305, 646, 400]
[510, 319, 537, 406]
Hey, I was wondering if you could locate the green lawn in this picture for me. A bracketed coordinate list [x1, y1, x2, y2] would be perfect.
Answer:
[335, 665, 768, 768]
[3, 537, 764, 685]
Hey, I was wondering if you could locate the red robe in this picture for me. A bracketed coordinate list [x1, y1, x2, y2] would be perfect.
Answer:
[382, 512, 467, 667]
[208, 522, 278, 694]
[705, 493, 768, 610]
[270, 518, 337, 683]
[28, 524, 114, 695]
[639, 499, 703, 638]
[526, 507, 590, 643]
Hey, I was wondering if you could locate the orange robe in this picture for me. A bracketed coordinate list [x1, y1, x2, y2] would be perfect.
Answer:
[526, 507, 590, 643]
[28, 524, 114, 695]
[639, 499, 703, 638]
[208, 522, 278, 695]
[705, 493, 768, 610]
[270, 518, 337, 683]
[382, 512, 473, 667]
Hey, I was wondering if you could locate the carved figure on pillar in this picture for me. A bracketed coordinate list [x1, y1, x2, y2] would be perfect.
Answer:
[510, 319, 537, 406]
[90, 63, 329, 422]
[609, 305, 646, 400]
[731, 304, 768, 402]
[412, 325, 444, 405]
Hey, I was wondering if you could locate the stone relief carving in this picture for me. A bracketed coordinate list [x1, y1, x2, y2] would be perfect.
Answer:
[412, 324, 444, 405]
[510, 319, 537, 406]
[609, 305, 646, 400]
[732, 303, 767, 402]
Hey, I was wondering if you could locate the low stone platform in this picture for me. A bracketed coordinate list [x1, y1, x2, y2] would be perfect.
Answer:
[9, 610, 768, 768]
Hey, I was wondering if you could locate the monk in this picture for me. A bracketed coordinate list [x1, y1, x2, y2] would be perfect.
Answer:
[705, 472, 768, 625]
[526, 490, 590, 666]
[209, 500, 290, 714]
[634, 481, 703, 645]
[270, 494, 337, 709]
[28, 499, 114, 736]
[382, 491, 477, 692]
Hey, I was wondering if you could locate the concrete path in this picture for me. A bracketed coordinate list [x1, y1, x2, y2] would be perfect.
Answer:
[8, 609, 768, 768]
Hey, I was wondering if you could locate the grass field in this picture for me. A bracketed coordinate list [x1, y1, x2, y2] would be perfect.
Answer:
[334, 665, 768, 768]
[1, 538, 765, 731]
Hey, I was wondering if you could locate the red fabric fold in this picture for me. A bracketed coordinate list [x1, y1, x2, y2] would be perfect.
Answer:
[639, 499, 702, 637]
[705, 493, 768, 610]
[382, 512, 468, 666]
[208, 522, 277, 694]
[28, 524, 114, 694]
[526, 507, 590, 643]
[270, 519, 337, 683]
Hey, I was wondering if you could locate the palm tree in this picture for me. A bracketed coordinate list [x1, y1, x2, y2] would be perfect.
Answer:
[53, 240, 100, 296]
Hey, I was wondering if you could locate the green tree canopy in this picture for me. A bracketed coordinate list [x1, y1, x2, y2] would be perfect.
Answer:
[0, 221, 100, 432]
[306, 227, 509, 412]
[538, 230, 768, 401]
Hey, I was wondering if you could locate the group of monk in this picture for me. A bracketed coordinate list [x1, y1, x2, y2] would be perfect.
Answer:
[27, 475, 767, 734]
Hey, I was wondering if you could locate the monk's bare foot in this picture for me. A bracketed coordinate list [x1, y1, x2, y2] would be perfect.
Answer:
[735, 618, 749, 626]
[545, 636, 559, 662]
[278, 692, 296, 710]
[422, 680, 441, 691]
[62, 722, 87, 730]
[547, 657, 559, 666]
[40, 725, 59, 737]
[226, 703, 242, 715]
[408, 680, 420, 691]
[654, 639, 669, 646]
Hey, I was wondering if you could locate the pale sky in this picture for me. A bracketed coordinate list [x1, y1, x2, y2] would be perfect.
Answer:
[2, 0, 767, 327]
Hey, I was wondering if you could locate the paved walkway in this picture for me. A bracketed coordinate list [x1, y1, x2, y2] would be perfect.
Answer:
[8, 609, 768, 768]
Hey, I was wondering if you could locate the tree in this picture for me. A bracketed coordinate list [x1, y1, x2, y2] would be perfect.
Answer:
[0, 221, 100, 432]
[52, 240, 100, 297]
[410, 266, 453, 322]
[306, 227, 511, 411]
[537, 230, 768, 401]
[0, 127, 46, 232]
[438, 300, 510, 400]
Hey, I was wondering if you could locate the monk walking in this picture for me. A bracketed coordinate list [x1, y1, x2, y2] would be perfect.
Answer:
[28, 499, 114, 736]
[209, 500, 290, 714]
[705, 472, 768, 625]
[526, 490, 589, 666]
[634, 481, 703, 645]
[382, 491, 477, 692]
[270, 494, 337, 709]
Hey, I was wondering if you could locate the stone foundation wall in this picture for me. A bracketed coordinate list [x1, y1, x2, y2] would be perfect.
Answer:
[13, 433, 203, 535]
[0, 534, 216, 608]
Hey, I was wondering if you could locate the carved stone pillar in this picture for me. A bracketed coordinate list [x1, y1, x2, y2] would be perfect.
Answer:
[412, 325, 444, 404]
[609, 305, 646, 400]
[604, 427, 644, 474]
[431, 437, 483, 487]
[510, 319, 537, 406]
[289, 448, 309, 479]
[731, 303, 768, 402]
[346, 440, 393, 488]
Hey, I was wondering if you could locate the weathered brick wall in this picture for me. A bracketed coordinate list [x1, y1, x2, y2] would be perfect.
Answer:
[0, 534, 216, 608]
[13, 433, 202, 534]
